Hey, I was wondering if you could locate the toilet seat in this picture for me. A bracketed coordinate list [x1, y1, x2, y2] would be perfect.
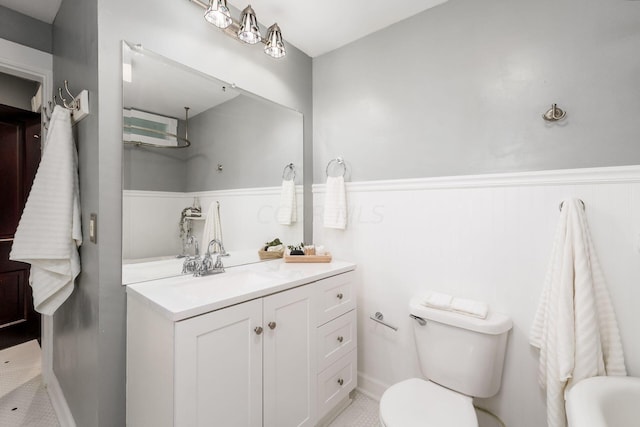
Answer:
[379, 378, 478, 427]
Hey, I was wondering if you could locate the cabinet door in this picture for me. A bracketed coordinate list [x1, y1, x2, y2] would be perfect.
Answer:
[263, 285, 317, 427]
[175, 299, 262, 427]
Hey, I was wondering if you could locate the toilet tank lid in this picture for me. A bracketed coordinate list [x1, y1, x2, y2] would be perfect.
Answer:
[409, 297, 512, 335]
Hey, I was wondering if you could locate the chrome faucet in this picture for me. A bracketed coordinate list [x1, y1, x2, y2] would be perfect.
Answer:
[194, 239, 226, 277]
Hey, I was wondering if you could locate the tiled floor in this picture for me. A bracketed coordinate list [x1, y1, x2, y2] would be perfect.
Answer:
[328, 391, 380, 427]
[0, 341, 59, 427]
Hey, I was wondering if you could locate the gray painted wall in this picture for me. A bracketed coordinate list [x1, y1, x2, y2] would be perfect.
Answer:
[313, 0, 640, 183]
[52, 0, 100, 426]
[49, 2, 311, 423]
[123, 120, 188, 192]
[122, 146, 187, 192]
[0, 6, 52, 53]
[186, 94, 304, 191]
[0, 72, 39, 111]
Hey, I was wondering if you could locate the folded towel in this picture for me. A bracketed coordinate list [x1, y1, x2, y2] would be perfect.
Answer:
[276, 179, 297, 225]
[451, 297, 489, 319]
[10, 106, 82, 315]
[422, 292, 453, 310]
[323, 176, 347, 229]
[202, 201, 223, 250]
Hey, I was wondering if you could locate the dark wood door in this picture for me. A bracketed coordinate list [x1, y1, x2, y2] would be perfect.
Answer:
[0, 104, 42, 350]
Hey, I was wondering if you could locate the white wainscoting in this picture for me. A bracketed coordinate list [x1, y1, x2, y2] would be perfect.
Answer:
[313, 165, 640, 427]
[123, 186, 303, 260]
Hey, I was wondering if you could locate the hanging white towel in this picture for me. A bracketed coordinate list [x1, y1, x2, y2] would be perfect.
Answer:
[529, 199, 626, 427]
[202, 201, 223, 250]
[276, 179, 297, 225]
[10, 106, 82, 315]
[323, 176, 347, 229]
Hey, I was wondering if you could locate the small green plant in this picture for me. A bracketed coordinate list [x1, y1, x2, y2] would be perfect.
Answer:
[287, 242, 305, 255]
[264, 238, 283, 251]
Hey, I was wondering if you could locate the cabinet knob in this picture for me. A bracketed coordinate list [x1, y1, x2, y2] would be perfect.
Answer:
[337, 336, 344, 343]
[268, 321, 277, 330]
[337, 378, 344, 386]
[337, 293, 343, 300]
[254, 326, 263, 335]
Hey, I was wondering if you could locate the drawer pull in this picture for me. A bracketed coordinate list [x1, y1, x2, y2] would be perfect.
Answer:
[337, 293, 343, 300]
[254, 326, 263, 335]
[337, 378, 344, 386]
[337, 336, 344, 343]
[268, 321, 277, 330]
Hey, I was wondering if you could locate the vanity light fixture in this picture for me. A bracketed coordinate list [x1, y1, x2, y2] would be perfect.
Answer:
[194, 0, 286, 59]
[264, 23, 285, 58]
[237, 5, 261, 44]
[204, 0, 232, 28]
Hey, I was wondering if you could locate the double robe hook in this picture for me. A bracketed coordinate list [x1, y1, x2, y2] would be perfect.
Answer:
[54, 80, 80, 111]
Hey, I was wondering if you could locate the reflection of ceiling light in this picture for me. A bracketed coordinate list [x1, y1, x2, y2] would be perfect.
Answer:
[191, 0, 286, 59]
[204, 0, 232, 29]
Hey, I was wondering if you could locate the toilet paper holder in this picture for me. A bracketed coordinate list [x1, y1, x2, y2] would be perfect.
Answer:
[370, 312, 398, 331]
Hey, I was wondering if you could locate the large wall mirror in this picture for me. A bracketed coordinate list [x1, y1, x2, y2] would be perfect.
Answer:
[122, 41, 304, 285]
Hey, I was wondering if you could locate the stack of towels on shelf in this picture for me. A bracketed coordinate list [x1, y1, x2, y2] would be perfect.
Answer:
[420, 291, 489, 319]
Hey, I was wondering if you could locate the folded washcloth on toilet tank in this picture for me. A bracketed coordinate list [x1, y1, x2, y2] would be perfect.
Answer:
[420, 292, 489, 319]
[421, 292, 454, 310]
[451, 297, 489, 319]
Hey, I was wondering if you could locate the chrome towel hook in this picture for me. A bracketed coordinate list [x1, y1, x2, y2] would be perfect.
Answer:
[543, 103, 567, 122]
[282, 163, 296, 181]
[559, 199, 585, 212]
[58, 80, 79, 111]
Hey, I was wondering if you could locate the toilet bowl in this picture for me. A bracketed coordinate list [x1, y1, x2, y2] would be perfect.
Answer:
[379, 378, 478, 427]
[378, 295, 512, 427]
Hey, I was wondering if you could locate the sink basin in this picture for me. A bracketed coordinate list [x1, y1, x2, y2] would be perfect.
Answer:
[566, 376, 640, 427]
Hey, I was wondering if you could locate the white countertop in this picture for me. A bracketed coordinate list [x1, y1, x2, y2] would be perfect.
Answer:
[126, 259, 356, 321]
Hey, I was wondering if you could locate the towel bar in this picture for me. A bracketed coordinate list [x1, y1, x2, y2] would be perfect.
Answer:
[370, 312, 398, 331]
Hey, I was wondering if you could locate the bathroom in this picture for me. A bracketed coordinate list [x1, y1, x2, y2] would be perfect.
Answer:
[0, 0, 639, 426]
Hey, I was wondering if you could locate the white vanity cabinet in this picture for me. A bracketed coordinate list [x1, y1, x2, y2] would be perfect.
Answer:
[126, 265, 356, 427]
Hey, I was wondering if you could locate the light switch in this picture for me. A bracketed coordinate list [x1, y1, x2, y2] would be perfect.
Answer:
[90, 213, 97, 243]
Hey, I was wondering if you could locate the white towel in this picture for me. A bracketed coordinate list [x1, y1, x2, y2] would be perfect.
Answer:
[530, 198, 626, 427]
[10, 106, 82, 315]
[202, 201, 223, 251]
[276, 179, 297, 225]
[323, 176, 347, 229]
[421, 292, 453, 310]
[451, 297, 489, 319]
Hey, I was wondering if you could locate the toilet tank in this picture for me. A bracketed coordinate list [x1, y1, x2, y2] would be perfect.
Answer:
[409, 297, 512, 398]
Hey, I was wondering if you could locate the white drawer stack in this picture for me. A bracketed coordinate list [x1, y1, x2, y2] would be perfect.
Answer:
[315, 271, 357, 419]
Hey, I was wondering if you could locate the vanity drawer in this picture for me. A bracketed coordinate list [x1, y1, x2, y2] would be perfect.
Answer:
[317, 309, 357, 372]
[317, 349, 357, 419]
[316, 271, 356, 326]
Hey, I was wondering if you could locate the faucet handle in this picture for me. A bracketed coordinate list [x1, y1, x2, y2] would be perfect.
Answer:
[214, 254, 225, 271]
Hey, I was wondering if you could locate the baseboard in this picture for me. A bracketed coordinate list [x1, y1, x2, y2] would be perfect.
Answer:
[316, 394, 354, 427]
[357, 372, 388, 402]
[44, 371, 76, 427]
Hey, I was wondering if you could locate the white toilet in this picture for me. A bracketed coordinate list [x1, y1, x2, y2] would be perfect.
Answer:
[379, 296, 512, 427]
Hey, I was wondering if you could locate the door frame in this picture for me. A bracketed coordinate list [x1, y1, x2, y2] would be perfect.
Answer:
[0, 35, 54, 386]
